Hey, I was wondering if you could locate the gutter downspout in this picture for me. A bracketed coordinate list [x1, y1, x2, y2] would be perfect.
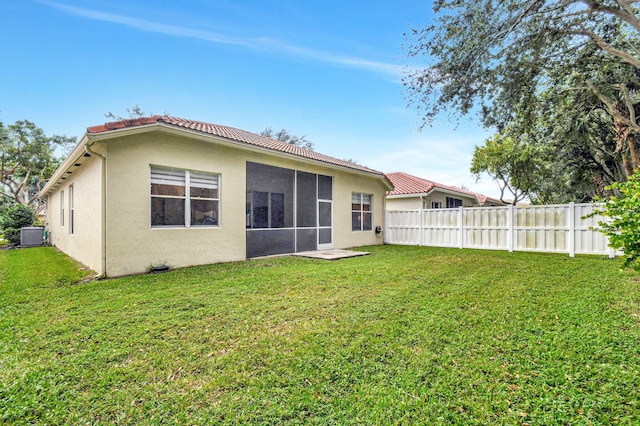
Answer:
[84, 140, 107, 278]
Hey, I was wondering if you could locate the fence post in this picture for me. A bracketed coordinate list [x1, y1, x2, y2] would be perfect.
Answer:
[507, 204, 514, 253]
[419, 209, 423, 247]
[568, 202, 575, 258]
[459, 206, 464, 249]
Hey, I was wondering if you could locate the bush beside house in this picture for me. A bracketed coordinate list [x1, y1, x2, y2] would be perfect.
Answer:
[1, 204, 35, 245]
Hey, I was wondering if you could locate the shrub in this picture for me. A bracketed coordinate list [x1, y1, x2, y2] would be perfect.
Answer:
[591, 172, 640, 270]
[1, 204, 36, 245]
[3, 229, 20, 245]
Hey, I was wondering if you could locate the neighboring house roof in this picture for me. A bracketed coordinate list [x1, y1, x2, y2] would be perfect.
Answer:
[41, 116, 392, 195]
[87, 115, 384, 176]
[385, 171, 504, 205]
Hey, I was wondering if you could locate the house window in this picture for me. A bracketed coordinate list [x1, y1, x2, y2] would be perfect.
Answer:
[69, 185, 75, 234]
[352, 192, 372, 231]
[60, 191, 65, 227]
[432, 201, 442, 209]
[446, 197, 463, 208]
[150, 166, 219, 227]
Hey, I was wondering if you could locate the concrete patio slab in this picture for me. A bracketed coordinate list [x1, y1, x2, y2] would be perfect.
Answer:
[292, 249, 370, 260]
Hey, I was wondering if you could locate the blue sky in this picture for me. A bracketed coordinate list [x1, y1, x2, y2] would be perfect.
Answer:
[0, 0, 498, 197]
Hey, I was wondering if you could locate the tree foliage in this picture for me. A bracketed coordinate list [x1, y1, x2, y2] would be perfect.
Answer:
[590, 171, 640, 269]
[475, 52, 636, 203]
[471, 133, 545, 204]
[0, 203, 35, 245]
[261, 127, 314, 150]
[405, 0, 639, 125]
[405, 0, 640, 199]
[526, 77, 634, 203]
[0, 120, 76, 213]
[104, 105, 169, 121]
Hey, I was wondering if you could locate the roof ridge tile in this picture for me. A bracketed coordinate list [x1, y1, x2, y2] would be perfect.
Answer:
[385, 171, 502, 204]
[85, 115, 384, 176]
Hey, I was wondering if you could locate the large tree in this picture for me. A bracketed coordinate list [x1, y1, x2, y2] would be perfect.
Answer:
[471, 132, 546, 204]
[472, 43, 637, 203]
[529, 62, 635, 202]
[404, 0, 640, 185]
[0, 120, 76, 213]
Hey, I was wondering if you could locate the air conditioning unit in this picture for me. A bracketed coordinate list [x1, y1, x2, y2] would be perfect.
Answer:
[20, 227, 44, 247]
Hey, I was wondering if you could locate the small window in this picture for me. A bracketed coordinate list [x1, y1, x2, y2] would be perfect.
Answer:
[150, 166, 219, 227]
[69, 185, 75, 234]
[189, 171, 219, 227]
[446, 197, 463, 208]
[151, 167, 186, 226]
[60, 191, 65, 227]
[432, 201, 442, 209]
[352, 192, 372, 231]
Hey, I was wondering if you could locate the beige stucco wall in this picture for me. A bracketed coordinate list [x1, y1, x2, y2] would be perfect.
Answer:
[332, 168, 386, 249]
[104, 132, 246, 277]
[387, 192, 480, 210]
[386, 197, 422, 210]
[101, 130, 388, 277]
[46, 156, 103, 275]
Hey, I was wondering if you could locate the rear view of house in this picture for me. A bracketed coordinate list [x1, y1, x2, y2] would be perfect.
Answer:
[40, 116, 392, 277]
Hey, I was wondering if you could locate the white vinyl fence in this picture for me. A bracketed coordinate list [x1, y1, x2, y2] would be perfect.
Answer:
[385, 203, 615, 257]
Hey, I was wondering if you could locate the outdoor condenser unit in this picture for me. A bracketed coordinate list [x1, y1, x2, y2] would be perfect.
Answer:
[20, 227, 44, 247]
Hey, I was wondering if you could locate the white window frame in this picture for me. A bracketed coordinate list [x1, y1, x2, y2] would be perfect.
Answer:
[351, 192, 373, 232]
[60, 190, 65, 227]
[150, 166, 220, 228]
[431, 201, 442, 209]
[69, 185, 74, 235]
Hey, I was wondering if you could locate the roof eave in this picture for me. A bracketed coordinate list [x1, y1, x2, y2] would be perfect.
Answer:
[386, 191, 432, 199]
[41, 121, 391, 195]
[430, 186, 482, 200]
[39, 134, 91, 196]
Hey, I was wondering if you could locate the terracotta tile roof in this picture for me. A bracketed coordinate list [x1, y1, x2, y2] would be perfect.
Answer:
[87, 115, 384, 176]
[385, 171, 503, 205]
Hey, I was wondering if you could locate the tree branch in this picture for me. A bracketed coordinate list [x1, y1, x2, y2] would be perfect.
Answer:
[580, 0, 640, 33]
[616, 83, 638, 127]
[0, 188, 15, 201]
[570, 27, 640, 68]
[587, 80, 640, 135]
[493, 0, 545, 42]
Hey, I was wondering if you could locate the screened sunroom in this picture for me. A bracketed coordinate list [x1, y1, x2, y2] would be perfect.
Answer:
[246, 161, 333, 258]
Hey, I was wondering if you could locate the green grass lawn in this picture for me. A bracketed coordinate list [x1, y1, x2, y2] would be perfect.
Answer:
[1, 246, 639, 425]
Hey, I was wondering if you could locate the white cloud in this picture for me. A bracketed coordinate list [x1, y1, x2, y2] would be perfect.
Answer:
[40, 1, 402, 77]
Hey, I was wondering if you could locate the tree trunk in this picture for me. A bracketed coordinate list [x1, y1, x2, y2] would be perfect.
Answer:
[622, 151, 634, 177]
[628, 132, 639, 174]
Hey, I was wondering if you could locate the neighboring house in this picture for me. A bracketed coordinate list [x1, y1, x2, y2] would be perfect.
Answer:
[40, 116, 392, 277]
[385, 172, 505, 210]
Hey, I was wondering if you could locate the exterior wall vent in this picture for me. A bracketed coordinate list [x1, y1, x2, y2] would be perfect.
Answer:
[149, 265, 170, 273]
